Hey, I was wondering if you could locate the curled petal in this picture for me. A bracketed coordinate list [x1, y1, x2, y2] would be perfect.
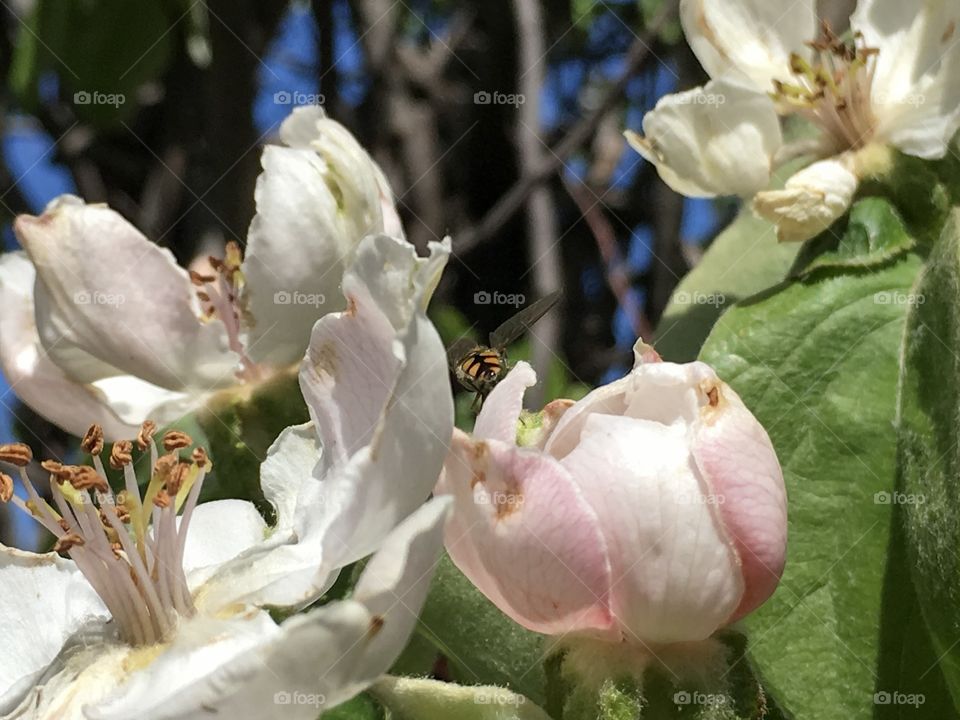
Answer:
[0, 251, 182, 440]
[753, 157, 858, 242]
[627, 78, 782, 198]
[559, 412, 743, 643]
[437, 430, 614, 636]
[472, 361, 537, 443]
[242, 107, 403, 366]
[693, 381, 787, 621]
[14, 196, 235, 391]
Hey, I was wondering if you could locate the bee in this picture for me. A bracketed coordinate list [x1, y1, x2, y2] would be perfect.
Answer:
[448, 290, 562, 408]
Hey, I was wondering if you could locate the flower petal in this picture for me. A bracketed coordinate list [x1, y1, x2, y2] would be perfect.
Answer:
[852, 0, 960, 158]
[196, 237, 452, 610]
[14, 196, 235, 391]
[627, 78, 782, 198]
[436, 429, 615, 636]
[0, 545, 108, 714]
[752, 157, 858, 242]
[680, 0, 815, 89]
[182, 499, 268, 583]
[559, 412, 744, 643]
[85, 611, 282, 720]
[259, 422, 320, 533]
[692, 380, 787, 621]
[472, 361, 537, 443]
[0, 252, 151, 440]
[297, 235, 453, 563]
[242, 108, 401, 367]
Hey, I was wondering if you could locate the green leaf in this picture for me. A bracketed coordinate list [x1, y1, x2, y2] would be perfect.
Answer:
[321, 693, 386, 720]
[416, 554, 548, 707]
[896, 209, 960, 710]
[371, 676, 553, 720]
[789, 197, 915, 278]
[699, 246, 924, 718]
[654, 207, 799, 363]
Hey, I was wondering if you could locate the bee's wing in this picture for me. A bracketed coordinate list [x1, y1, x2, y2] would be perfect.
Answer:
[446, 337, 478, 369]
[489, 289, 562, 348]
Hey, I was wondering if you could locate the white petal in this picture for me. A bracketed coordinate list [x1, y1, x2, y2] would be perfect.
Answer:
[5, 642, 131, 720]
[680, 0, 816, 89]
[242, 113, 401, 367]
[85, 611, 281, 720]
[853, 0, 960, 158]
[95, 500, 448, 720]
[14, 196, 235, 391]
[472, 361, 537, 443]
[0, 252, 148, 440]
[297, 235, 453, 562]
[181, 499, 267, 582]
[752, 157, 858, 242]
[87, 376, 199, 437]
[627, 78, 782, 198]
[0, 546, 108, 714]
[258, 422, 320, 533]
[197, 238, 452, 611]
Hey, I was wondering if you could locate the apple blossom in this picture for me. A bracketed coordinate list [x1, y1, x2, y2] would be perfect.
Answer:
[436, 341, 786, 649]
[626, 0, 960, 241]
[0, 232, 454, 720]
[0, 105, 402, 440]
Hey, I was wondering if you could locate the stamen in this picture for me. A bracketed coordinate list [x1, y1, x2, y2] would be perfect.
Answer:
[195, 241, 263, 382]
[773, 22, 879, 153]
[1, 420, 213, 647]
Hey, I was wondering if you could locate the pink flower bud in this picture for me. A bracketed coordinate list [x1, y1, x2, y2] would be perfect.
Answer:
[436, 344, 786, 645]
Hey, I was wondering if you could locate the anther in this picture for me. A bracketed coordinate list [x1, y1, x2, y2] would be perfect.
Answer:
[80, 424, 105, 456]
[137, 421, 158, 451]
[153, 489, 172, 509]
[162, 431, 193, 452]
[0, 472, 13, 503]
[54, 533, 86, 553]
[110, 441, 133, 469]
[189, 270, 216, 286]
[68, 466, 109, 493]
[0, 443, 32, 467]
[191, 447, 210, 468]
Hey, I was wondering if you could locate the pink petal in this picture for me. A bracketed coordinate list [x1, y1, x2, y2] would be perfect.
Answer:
[437, 430, 614, 636]
[692, 379, 787, 621]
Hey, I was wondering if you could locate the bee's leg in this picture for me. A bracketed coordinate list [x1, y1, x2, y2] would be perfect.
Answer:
[471, 392, 483, 413]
